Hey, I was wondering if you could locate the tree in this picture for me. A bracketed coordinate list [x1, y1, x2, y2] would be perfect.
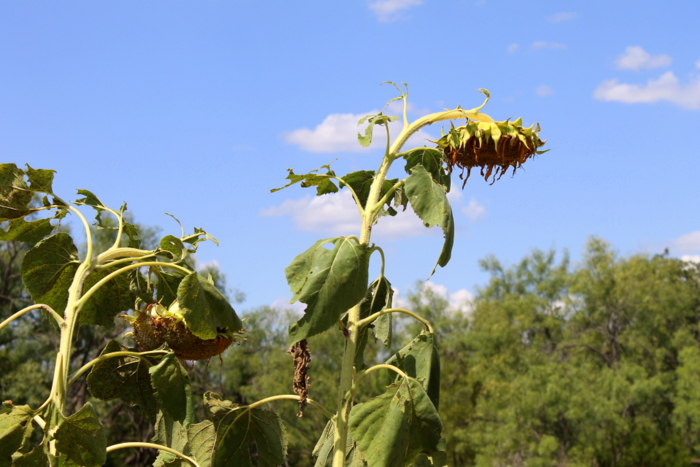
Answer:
[429, 238, 700, 466]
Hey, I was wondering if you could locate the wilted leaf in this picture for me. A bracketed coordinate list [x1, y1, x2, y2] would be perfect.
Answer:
[78, 264, 139, 329]
[348, 378, 443, 467]
[154, 271, 185, 307]
[0, 403, 34, 466]
[0, 164, 56, 220]
[357, 114, 398, 148]
[177, 272, 243, 340]
[86, 340, 159, 423]
[150, 354, 194, 425]
[152, 411, 188, 467]
[385, 333, 441, 410]
[187, 421, 215, 467]
[403, 148, 451, 190]
[11, 446, 49, 467]
[54, 403, 106, 467]
[404, 165, 455, 276]
[286, 237, 370, 345]
[355, 277, 393, 369]
[271, 164, 338, 196]
[211, 404, 287, 467]
[0, 217, 54, 244]
[21, 233, 80, 318]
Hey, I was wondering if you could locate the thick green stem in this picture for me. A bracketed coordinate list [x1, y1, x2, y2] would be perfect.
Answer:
[331, 102, 479, 466]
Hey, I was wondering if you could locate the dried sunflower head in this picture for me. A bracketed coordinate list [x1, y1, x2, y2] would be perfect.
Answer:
[124, 301, 245, 361]
[435, 117, 547, 187]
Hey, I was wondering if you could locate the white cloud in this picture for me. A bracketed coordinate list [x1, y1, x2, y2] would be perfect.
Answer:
[593, 71, 700, 109]
[696, 59, 700, 70]
[284, 107, 435, 153]
[536, 85, 555, 97]
[615, 46, 672, 71]
[260, 191, 361, 236]
[270, 297, 305, 316]
[507, 43, 520, 54]
[532, 41, 566, 50]
[196, 259, 221, 271]
[461, 198, 486, 221]
[670, 231, 700, 253]
[369, 0, 422, 22]
[682, 255, 700, 263]
[423, 281, 474, 313]
[261, 190, 430, 240]
[548, 12, 578, 22]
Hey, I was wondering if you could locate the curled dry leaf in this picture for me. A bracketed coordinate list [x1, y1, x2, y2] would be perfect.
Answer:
[288, 339, 311, 417]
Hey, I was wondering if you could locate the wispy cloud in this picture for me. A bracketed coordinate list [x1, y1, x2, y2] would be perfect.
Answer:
[261, 190, 428, 240]
[507, 43, 520, 54]
[532, 41, 566, 50]
[461, 198, 486, 221]
[283, 105, 434, 153]
[615, 46, 672, 71]
[670, 231, 700, 253]
[548, 12, 578, 22]
[593, 71, 700, 109]
[369, 0, 423, 22]
[536, 85, 555, 97]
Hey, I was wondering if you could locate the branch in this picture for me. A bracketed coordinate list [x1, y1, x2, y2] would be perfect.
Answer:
[105, 443, 200, 467]
[0, 303, 63, 331]
[67, 350, 170, 385]
[357, 307, 433, 333]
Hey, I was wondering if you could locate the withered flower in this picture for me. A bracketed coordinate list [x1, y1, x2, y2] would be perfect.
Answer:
[435, 117, 547, 187]
[126, 302, 244, 361]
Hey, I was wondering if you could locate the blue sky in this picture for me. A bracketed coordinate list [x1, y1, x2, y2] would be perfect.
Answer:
[2, 1, 699, 311]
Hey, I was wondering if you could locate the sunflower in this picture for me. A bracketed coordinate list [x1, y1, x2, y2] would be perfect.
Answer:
[435, 117, 547, 187]
[125, 301, 244, 361]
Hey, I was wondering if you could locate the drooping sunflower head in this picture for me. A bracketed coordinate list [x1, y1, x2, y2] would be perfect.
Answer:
[435, 117, 547, 187]
[125, 301, 245, 361]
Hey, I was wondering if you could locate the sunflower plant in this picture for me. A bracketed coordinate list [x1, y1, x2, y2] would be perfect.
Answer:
[0, 84, 545, 466]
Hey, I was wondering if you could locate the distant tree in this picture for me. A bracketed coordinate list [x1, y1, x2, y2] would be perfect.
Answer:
[431, 238, 700, 466]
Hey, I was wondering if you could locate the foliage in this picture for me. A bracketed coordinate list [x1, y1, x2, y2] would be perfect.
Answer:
[421, 240, 700, 466]
[0, 84, 546, 466]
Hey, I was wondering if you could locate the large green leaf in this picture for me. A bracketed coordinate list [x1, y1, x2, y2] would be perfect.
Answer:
[187, 420, 215, 467]
[340, 171, 400, 217]
[151, 417, 215, 467]
[312, 421, 369, 467]
[348, 378, 443, 467]
[206, 393, 286, 467]
[154, 270, 185, 307]
[385, 333, 441, 410]
[152, 411, 188, 467]
[403, 148, 451, 190]
[312, 420, 335, 467]
[286, 237, 371, 345]
[78, 264, 138, 329]
[150, 353, 194, 425]
[404, 165, 455, 276]
[21, 233, 80, 318]
[0, 403, 34, 467]
[0, 164, 56, 220]
[54, 403, 107, 467]
[177, 272, 243, 340]
[86, 340, 159, 423]
[0, 217, 55, 244]
[11, 446, 49, 467]
[271, 164, 339, 196]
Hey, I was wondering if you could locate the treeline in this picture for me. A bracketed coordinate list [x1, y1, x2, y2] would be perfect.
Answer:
[3, 237, 700, 466]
